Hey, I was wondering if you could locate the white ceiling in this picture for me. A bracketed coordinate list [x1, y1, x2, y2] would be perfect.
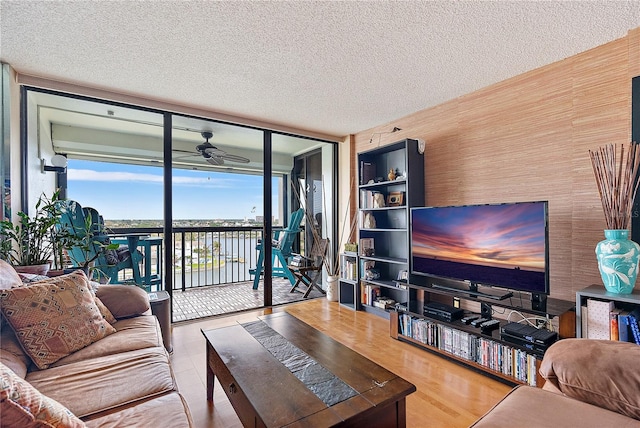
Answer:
[2, 1, 640, 139]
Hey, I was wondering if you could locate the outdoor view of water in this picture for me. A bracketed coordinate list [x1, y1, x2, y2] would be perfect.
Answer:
[174, 236, 263, 288]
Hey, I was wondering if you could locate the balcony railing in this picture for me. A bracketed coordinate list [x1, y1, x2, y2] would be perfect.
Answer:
[109, 225, 298, 291]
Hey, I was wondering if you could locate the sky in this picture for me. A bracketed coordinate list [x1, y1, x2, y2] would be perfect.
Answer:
[67, 160, 279, 220]
[411, 203, 546, 271]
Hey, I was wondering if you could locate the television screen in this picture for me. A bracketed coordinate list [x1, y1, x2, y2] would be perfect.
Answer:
[411, 201, 548, 295]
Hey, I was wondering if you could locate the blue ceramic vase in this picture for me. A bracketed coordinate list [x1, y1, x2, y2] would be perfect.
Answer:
[595, 229, 640, 294]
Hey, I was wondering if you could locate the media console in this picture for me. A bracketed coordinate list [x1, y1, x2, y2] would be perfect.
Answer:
[390, 282, 574, 386]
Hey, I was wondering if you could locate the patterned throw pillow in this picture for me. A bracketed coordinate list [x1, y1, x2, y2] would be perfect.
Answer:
[93, 296, 117, 324]
[0, 362, 86, 427]
[17, 273, 51, 284]
[0, 271, 116, 369]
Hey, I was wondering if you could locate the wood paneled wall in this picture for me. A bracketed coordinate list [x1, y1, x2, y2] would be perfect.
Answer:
[353, 28, 640, 302]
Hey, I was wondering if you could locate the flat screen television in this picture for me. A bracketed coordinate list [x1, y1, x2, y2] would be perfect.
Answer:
[410, 201, 549, 301]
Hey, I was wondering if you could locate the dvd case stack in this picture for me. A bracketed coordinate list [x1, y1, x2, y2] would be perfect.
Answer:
[399, 314, 538, 386]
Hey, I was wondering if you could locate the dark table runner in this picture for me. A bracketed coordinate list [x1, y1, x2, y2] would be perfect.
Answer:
[242, 320, 358, 406]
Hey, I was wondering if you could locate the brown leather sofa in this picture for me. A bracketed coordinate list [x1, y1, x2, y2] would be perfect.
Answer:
[471, 339, 640, 427]
[0, 260, 193, 427]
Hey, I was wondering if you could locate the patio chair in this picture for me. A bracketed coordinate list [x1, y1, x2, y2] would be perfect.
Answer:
[56, 200, 143, 284]
[249, 208, 304, 289]
[289, 238, 328, 298]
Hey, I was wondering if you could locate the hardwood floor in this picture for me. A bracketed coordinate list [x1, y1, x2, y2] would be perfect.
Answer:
[170, 299, 512, 427]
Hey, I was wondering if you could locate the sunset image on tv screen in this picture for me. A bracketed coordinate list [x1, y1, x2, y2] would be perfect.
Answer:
[412, 203, 546, 272]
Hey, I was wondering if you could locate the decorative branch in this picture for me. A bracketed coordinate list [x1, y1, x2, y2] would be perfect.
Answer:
[589, 143, 640, 230]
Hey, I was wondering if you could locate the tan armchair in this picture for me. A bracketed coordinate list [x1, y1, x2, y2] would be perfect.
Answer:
[471, 339, 640, 427]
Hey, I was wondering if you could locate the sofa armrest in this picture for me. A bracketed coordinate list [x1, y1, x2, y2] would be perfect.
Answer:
[539, 338, 640, 420]
[95, 284, 151, 319]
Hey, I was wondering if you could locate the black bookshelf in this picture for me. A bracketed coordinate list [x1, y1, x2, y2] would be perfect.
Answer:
[357, 139, 424, 318]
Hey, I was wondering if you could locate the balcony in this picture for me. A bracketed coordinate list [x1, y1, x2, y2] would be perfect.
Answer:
[108, 225, 323, 322]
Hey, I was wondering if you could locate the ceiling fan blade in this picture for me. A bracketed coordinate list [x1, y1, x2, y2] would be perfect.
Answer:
[205, 156, 224, 166]
[221, 153, 251, 164]
[173, 153, 200, 160]
[203, 147, 225, 157]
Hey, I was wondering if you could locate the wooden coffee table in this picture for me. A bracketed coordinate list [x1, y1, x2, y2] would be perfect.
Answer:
[202, 312, 416, 427]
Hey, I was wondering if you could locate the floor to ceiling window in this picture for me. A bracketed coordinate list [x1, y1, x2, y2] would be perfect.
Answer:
[22, 87, 337, 321]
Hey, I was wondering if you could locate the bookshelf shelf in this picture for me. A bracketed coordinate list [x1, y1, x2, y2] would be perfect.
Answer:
[360, 206, 406, 211]
[338, 252, 359, 310]
[576, 284, 640, 339]
[357, 139, 424, 319]
[360, 255, 407, 264]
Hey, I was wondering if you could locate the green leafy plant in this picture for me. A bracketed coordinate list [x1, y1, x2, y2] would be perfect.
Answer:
[0, 192, 62, 266]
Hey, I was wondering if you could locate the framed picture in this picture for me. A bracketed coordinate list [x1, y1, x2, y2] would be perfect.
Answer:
[387, 191, 404, 207]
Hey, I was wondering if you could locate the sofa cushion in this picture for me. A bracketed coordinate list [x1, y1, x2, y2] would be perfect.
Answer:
[26, 347, 176, 418]
[0, 270, 116, 369]
[540, 338, 640, 420]
[0, 361, 86, 428]
[470, 385, 639, 428]
[83, 391, 193, 428]
[0, 259, 22, 290]
[93, 296, 116, 324]
[0, 328, 30, 378]
[95, 284, 150, 319]
[49, 315, 163, 368]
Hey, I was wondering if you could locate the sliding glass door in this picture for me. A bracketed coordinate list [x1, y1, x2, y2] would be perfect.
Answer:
[21, 86, 337, 321]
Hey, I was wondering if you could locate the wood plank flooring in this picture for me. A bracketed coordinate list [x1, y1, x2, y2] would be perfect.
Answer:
[170, 299, 512, 428]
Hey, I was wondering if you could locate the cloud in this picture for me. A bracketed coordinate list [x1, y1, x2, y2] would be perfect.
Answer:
[67, 168, 240, 188]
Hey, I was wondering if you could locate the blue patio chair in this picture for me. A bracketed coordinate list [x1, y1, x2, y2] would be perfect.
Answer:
[249, 208, 304, 289]
[56, 200, 143, 284]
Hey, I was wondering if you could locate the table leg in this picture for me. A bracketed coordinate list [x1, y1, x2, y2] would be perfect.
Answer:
[206, 345, 214, 401]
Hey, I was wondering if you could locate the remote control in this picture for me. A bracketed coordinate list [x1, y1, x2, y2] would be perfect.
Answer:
[470, 317, 490, 327]
[461, 315, 480, 325]
[480, 319, 501, 332]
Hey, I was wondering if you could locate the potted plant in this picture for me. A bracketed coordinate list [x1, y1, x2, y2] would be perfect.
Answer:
[0, 191, 63, 275]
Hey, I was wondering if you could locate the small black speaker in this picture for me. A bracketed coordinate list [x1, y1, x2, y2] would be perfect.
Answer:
[531, 293, 547, 312]
[481, 302, 492, 319]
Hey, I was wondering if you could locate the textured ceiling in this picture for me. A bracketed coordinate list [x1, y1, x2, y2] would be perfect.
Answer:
[1, 1, 640, 138]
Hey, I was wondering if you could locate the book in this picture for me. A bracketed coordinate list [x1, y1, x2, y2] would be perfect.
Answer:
[618, 310, 631, 342]
[628, 309, 640, 345]
[360, 161, 376, 185]
[586, 299, 615, 339]
[610, 308, 621, 341]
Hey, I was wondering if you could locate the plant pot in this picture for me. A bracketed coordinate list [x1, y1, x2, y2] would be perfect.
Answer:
[595, 229, 640, 294]
[326, 275, 339, 302]
[13, 263, 51, 276]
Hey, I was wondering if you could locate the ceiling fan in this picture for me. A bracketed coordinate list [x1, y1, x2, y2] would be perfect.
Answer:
[175, 131, 250, 165]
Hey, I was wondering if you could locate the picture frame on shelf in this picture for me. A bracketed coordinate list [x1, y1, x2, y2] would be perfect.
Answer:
[359, 238, 375, 256]
[387, 191, 404, 207]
